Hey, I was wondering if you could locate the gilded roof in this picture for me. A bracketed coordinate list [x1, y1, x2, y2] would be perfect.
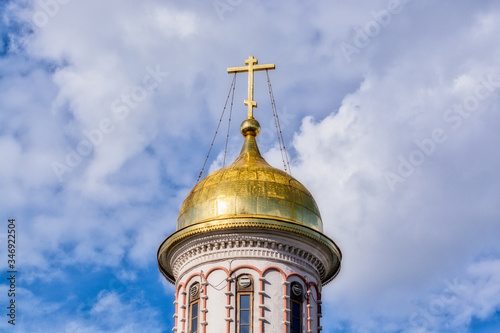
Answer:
[158, 118, 341, 285]
[177, 132, 323, 232]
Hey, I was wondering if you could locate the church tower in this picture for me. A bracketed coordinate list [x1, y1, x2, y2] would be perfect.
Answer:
[158, 56, 342, 333]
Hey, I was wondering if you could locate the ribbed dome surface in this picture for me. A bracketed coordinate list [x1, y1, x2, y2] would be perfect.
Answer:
[177, 135, 323, 232]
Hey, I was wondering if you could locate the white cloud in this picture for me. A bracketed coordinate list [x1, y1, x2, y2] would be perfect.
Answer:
[284, 6, 500, 331]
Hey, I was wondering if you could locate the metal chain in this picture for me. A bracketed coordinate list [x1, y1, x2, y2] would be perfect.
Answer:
[196, 73, 237, 184]
[223, 73, 236, 167]
[266, 70, 291, 174]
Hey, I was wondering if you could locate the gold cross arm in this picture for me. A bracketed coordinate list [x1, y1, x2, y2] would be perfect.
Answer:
[227, 56, 275, 119]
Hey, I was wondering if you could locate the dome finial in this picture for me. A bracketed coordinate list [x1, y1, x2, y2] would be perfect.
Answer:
[240, 118, 261, 137]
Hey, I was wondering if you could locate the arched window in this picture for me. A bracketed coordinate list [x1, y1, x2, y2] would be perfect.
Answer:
[236, 275, 254, 333]
[188, 283, 200, 333]
[290, 282, 303, 333]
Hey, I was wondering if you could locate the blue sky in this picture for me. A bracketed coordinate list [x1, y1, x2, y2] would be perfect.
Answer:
[1, 0, 500, 332]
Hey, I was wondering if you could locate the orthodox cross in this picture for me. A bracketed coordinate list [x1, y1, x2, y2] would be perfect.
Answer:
[227, 56, 275, 119]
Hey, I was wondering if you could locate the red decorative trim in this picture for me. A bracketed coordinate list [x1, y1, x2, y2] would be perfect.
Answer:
[261, 267, 287, 333]
[286, 272, 308, 284]
[307, 282, 321, 333]
[177, 264, 320, 332]
[205, 266, 230, 277]
[316, 293, 323, 333]
[174, 291, 179, 330]
[315, 284, 322, 333]
[226, 275, 231, 333]
[174, 284, 184, 332]
[202, 276, 207, 333]
[260, 278, 265, 333]
[261, 266, 286, 279]
[285, 272, 313, 333]
[283, 283, 288, 333]
[184, 272, 203, 286]
[182, 287, 187, 333]
[229, 264, 262, 276]
[308, 282, 320, 295]
[306, 285, 311, 332]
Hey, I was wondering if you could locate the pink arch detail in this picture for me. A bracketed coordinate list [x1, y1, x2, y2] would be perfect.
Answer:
[261, 266, 287, 279]
[229, 264, 262, 276]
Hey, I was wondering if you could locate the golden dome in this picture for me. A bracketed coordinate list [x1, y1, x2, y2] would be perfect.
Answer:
[177, 120, 322, 232]
[158, 118, 341, 284]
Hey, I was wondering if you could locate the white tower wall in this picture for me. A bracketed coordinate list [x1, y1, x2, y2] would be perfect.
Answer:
[170, 230, 325, 333]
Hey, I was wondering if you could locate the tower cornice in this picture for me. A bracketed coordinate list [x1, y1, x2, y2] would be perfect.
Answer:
[158, 217, 341, 285]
